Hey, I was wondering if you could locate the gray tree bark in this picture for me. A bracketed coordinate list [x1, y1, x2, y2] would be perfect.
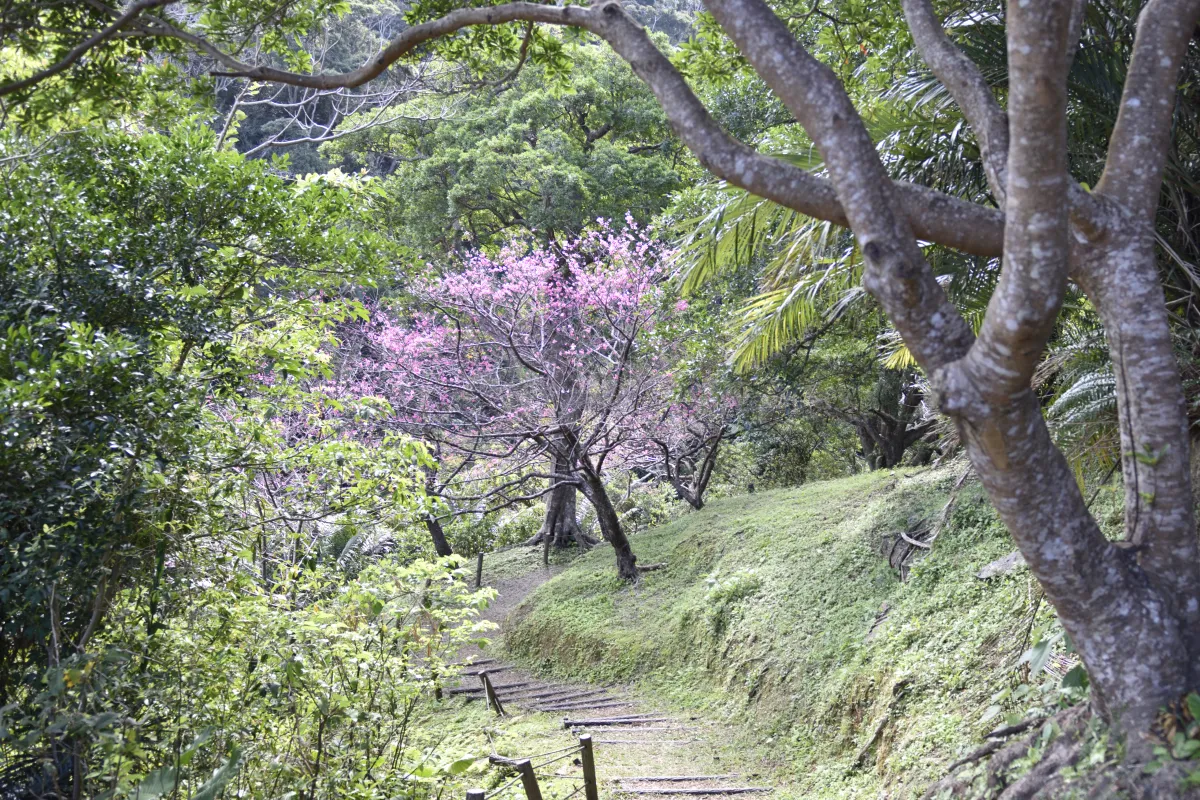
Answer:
[423, 466, 454, 558]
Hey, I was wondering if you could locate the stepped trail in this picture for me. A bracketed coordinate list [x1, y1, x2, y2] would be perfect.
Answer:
[451, 554, 778, 799]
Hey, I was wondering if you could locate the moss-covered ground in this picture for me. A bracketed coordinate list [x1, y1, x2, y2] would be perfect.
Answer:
[498, 466, 1120, 798]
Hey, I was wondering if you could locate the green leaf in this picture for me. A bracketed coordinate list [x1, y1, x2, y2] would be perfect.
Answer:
[179, 728, 216, 767]
[1022, 637, 1054, 675]
[131, 766, 180, 800]
[980, 705, 1002, 724]
[191, 747, 243, 800]
[1186, 692, 1200, 722]
[1135, 444, 1169, 466]
[448, 756, 485, 775]
[1060, 665, 1088, 690]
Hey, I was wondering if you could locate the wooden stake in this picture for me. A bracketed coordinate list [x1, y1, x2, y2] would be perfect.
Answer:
[446, 681, 534, 696]
[475, 551, 484, 588]
[579, 735, 599, 800]
[618, 775, 740, 782]
[563, 716, 668, 728]
[616, 789, 770, 795]
[516, 759, 543, 800]
[481, 673, 506, 716]
[467, 790, 486, 800]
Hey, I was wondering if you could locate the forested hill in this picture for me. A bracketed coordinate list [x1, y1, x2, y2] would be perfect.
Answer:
[505, 467, 1110, 797]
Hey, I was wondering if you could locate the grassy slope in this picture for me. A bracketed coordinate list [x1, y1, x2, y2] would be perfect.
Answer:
[504, 467, 1074, 798]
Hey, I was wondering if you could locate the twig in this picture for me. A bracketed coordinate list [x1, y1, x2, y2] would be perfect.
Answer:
[985, 717, 1045, 740]
[940, 743, 998, 777]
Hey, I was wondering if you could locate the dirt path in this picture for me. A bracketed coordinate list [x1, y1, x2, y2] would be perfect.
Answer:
[453, 552, 775, 800]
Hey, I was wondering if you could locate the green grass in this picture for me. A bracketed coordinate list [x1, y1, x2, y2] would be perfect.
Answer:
[502, 467, 1064, 798]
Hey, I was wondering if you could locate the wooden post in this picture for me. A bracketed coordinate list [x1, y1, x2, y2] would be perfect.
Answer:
[467, 790, 485, 800]
[480, 672, 505, 716]
[475, 551, 484, 588]
[579, 734, 598, 800]
[515, 759, 542, 800]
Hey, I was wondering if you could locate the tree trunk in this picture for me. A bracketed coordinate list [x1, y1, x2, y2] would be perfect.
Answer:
[425, 516, 453, 558]
[423, 466, 453, 557]
[668, 478, 703, 510]
[671, 482, 703, 510]
[579, 471, 639, 581]
[660, 432, 723, 509]
[525, 453, 593, 549]
[543, 460, 586, 548]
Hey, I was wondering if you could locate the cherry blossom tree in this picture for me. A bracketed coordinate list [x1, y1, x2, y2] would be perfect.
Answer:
[355, 225, 667, 580]
[635, 375, 739, 510]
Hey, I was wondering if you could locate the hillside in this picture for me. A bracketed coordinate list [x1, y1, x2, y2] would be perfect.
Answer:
[503, 467, 1106, 798]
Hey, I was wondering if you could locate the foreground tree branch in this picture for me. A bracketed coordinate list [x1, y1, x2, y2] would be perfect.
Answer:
[0, 0, 175, 97]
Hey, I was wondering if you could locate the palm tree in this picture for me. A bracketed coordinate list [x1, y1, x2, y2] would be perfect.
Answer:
[674, 0, 1200, 474]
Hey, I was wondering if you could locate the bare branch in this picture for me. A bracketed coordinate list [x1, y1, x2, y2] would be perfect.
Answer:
[965, 0, 1074, 398]
[138, 3, 583, 89]
[132, 0, 1004, 257]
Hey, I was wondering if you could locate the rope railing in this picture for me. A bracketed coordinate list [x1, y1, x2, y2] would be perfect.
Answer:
[482, 773, 526, 799]
[521, 743, 585, 760]
[558, 784, 586, 800]
[528, 748, 583, 772]
[469, 734, 598, 800]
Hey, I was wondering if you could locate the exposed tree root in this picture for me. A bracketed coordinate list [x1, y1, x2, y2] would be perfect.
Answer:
[521, 525, 598, 549]
[921, 704, 1200, 799]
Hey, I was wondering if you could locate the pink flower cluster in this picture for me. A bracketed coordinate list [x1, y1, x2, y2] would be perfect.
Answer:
[347, 226, 674, 467]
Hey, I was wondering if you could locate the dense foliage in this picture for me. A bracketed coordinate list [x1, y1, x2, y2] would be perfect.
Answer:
[7, 0, 1200, 794]
[0, 126, 487, 797]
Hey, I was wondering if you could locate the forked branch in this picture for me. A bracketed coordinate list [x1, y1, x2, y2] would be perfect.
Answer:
[964, 0, 1073, 399]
